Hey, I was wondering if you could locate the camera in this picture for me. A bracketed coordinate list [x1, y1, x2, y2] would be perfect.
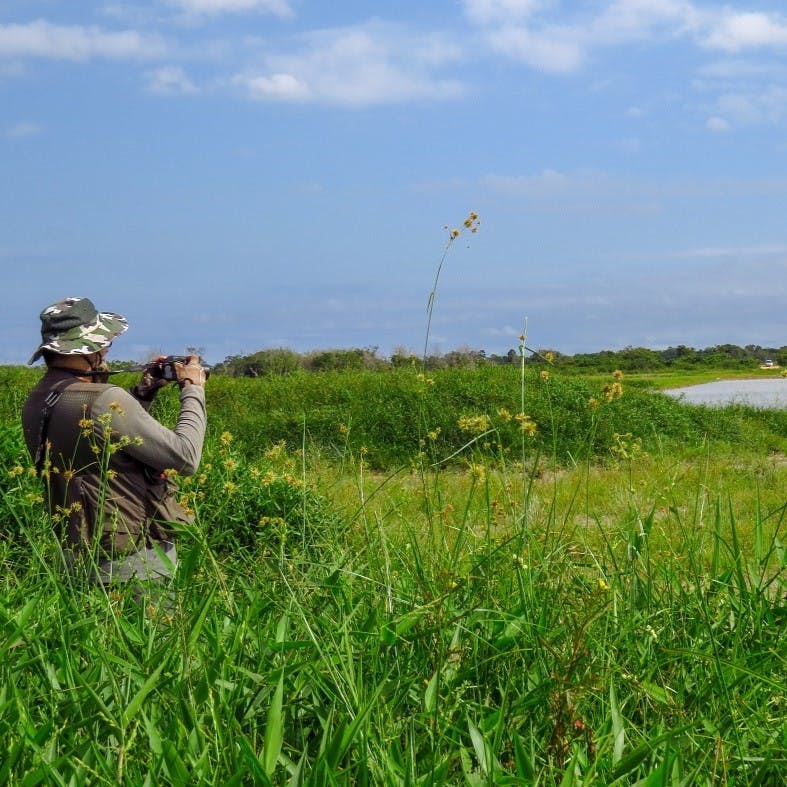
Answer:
[145, 356, 211, 382]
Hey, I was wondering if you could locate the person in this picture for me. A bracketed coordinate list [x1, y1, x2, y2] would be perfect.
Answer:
[21, 296, 207, 595]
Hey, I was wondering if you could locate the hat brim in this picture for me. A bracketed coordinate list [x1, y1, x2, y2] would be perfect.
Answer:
[28, 311, 128, 365]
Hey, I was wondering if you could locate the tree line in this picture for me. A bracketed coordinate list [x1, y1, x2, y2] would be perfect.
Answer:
[210, 343, 786, 377]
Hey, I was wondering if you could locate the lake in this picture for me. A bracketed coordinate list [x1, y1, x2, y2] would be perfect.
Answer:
[664, 378, 787, 409]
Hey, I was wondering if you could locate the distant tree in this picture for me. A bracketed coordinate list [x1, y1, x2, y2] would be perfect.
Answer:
[616, 346, 664, 371]
[391, 347, 418, 368]
[306, 348, 385, 372]
[662, 345, 698, 365]
[442, 345, 485, 368]
[216, 349, 303, 377]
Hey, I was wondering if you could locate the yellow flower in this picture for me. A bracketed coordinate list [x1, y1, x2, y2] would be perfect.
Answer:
[7, 465, 24, 478]
[469, 463, 486, 482]
[598, 578, 610, 592]
[613, 369, 624, 381]
[497, 407, 512, 422]
[338, 423, 349, 436]
[264, 440, 286, 460]
[163, 468, 179, 479]
[108, 401, 124, 414]
[515, 413, 537, 436]
[602, 381, 623, 402]
[539, 370, 550, 382]
[458, 414, 491, 434]
[223, 481, 236, 494]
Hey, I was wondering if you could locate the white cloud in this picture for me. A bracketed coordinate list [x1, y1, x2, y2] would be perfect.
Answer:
[714, 85, 787, 127]
[166, 0, 293, 17]
[590, 0, 703, 44]
[0, 19, 166, 61]
[696, 58, 784, 80]
[464, 1, 787, 76]
[5, 121, 42, 138]
[146, 65, 198, 94]
[463, 0, 542, 25]
[237, 71, 310, 101]
[702, 11, 787, 52]
[232, 24, 466, 106]
[706, 115, 730, 132]
[484, 26, 583, 73]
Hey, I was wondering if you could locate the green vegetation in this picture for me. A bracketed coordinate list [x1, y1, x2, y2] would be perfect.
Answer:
[212, 342, 787, 377]
[1, 362, 785, 784]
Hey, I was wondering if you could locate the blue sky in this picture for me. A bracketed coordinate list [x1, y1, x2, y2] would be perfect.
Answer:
[2, 0, 786, 365]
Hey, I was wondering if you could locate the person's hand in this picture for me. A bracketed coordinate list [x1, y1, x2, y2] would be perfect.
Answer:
[132, 356, 171, 401]
[174, 355, 207, 388]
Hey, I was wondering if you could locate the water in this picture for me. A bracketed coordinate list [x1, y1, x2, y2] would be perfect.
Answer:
[664, 378, 787, 409]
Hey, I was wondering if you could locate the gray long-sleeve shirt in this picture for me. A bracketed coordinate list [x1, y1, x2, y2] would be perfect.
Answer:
[22, 368, 207, 557]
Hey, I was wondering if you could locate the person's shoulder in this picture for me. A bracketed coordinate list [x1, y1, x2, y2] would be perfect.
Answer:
[67, 381, 138, 410]
[67, 380, 126, 396]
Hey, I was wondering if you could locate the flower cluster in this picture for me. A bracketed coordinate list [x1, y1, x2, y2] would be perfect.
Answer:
[610, 432, 643, 461]
[445, 211, 480, 240]
[515, 412, 537, 436]
[458, 414, 491, 434]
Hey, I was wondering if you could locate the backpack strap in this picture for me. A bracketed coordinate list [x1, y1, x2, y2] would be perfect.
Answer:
[34, 378, 76, 474]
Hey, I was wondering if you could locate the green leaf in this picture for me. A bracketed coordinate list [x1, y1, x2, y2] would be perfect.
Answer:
[610, 682, 625, 765]
[121, 660, 166, 729]
[237, 735, 272, 785]
[424, 670, 439, 713]
[512, 734, 534, 780]
[263, 672, 284, 777]
[640, 681, 672, 707]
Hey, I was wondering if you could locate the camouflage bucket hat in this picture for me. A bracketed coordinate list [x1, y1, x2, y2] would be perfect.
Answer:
[28, 297, 128, 365]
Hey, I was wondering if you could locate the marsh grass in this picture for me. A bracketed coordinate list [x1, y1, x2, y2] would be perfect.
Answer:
[3, 426, 785, 784]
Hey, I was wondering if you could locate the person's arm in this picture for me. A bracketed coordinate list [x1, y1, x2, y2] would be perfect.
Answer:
[93, 385, 207, 475]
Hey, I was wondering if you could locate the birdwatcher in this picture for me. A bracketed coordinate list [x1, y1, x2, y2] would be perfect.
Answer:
[21, 296, 207, 599]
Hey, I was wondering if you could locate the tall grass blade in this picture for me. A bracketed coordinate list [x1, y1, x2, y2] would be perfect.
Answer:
[263, 671, 284, 776]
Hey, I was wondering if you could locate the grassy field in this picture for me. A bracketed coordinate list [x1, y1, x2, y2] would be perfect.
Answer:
[0, 364, 785, 784]
[624, 366, 786, 390]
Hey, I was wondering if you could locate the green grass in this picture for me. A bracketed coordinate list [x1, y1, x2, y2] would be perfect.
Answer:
[1, 365, 785, 784]
[625, 366, 786, 390]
